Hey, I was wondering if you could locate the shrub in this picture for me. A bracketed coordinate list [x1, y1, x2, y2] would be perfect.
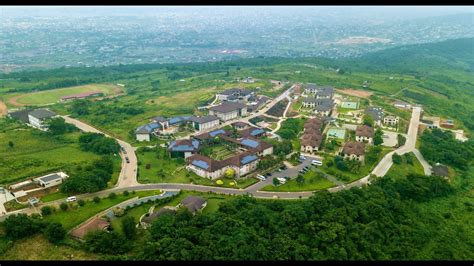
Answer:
[123, 190, 129, 196]
[93, 196, 101, 203]
[59, 202, 68, 211]
[108, 192, 117, 199]
[392, 153, 403, 164]
[40, 206, 53, 216]
[3, 214, 43, 240]
[113, 207, 125, 217]
[78, 199, 86, 207]
[44, 222, 66, 244]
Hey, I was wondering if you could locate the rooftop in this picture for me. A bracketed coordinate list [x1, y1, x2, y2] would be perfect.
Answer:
[342, 141, 366, 156]
[168, 139, 200, 152]
[28, 109, 56, 120]
[181, 196, 207, 213]
[356, 125, 375, 138]
[190, 115, 219, 124]
[210, 102, 246, 113]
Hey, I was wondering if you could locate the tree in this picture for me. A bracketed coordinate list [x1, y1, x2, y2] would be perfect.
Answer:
[84, 230, 130, 254]
[336, 160, 348, 171]
[46, 117, 77, 135]
[273, 177, 281, 186]
[121, 216, 137, 240]
[113, 207, 125, 217]
[60, 202, 68, 211]
[123, 190, 129, 196]
[93, 196, 101, 203]
[392, 153, 403, 164]
[397, 134, 406, 147]
[78, 133, 120, 155]
[8, 141, 14, 149]
[363, 115, 374, 127]
[296, 175, 305, 185]
[108, 192, 117, 199]
[78, 199, 86, 207]
[224, 168, 235, 179]
[44, 222, 66, 244]
[3, 214, 42, 240]
[41, 206, 53, 216]
[373, 128, 384, 146]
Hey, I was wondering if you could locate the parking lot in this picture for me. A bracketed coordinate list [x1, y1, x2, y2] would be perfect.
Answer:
[382, 130, 399, 147]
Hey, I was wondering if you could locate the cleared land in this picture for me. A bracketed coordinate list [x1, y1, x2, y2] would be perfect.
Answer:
[0, 100, 7, 117]
[336, 88, 373, 99]
[262, 170, 336, 192]
[8, 84, 122, 106]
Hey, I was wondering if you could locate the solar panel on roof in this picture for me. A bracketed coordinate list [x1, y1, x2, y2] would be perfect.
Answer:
[209, 129, 225, 137]
[192, 139, 200, 149]
[241, 139, 259, 148]
[251, 129, 264, 136]
[192, 160, 209, 170]
[241, 154, 258, 164]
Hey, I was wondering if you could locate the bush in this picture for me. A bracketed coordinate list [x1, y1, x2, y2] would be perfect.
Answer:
[123, 190, 129, 196]
[44, 222, 66, 244]
[93, 196, 101, 203]
[78, 199, 86, 207]
[3, 214, 43, 240]
[113, 207, 125, 217]
[59, 202, 68, 211]
[121, 216, 137, 240]
[40, 206, 53, 216]
[108, 192, 117, 199]
[84, 230, 130, 254]
[392, 153, 403, 164]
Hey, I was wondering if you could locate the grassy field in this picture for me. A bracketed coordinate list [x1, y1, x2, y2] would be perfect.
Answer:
[384, 152, 425, 179]
[261, 170, 336, 192]
[43, 190, 160, 230]
[8, 83, 122, 106]
[0, 123, 101, 185]
[0, 234, 99, 260]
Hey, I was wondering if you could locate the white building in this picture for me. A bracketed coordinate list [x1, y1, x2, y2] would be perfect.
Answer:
[384, 115, 399, 126]
[355, 125, 375, 144]
[33, 172, 69, 188]
[28, 109, 57, 131]
[135, 122, 161, 142]
[186, 153, 260, 180]
[190, 115, 220, 131]
[209, 102, 247, 121]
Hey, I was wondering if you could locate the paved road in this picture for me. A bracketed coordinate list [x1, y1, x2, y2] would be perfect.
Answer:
[62, 115, 139, 188]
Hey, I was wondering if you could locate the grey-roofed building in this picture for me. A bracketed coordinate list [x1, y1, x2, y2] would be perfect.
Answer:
[189, 115, 220, 131]
[215, 88, 253, 103]
[33, 172, 69, 188]
[180, 196, 207, 214]
[135, 122, 161, 142]
[209, 102, 247, 121]
[432, 164, 449, 178]
[314, 101, 334, 117]
[27, 109, 57, 131]
[8, 109, 32, 123]
[302, 97, 334, 109]
[304, 84, 334, 99]
[168, 139, 200, 158]
[365, 107, 385, 126]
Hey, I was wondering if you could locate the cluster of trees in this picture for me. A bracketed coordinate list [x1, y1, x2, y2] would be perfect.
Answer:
[420, 128, 473, 170]
[277, 118, 304, 140]
[60, 157, 114, 194]
[46, 117, 78, 135]
[3, 214, 66, 244]
[373, 128, 384, 146]
[118, 174, 458, 260]
[78, 133, 120, 155]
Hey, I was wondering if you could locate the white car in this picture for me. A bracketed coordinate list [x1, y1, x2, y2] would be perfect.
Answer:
[300, 155, 307, 160]
[311, 160, 323, 166]
[256, 174, 266, 181]
[277, 177, 287, 184]
[66, 196, 77, 202]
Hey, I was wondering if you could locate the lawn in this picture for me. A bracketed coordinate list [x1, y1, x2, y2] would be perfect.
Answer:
[384, 152, 425, 179]
[43, 190, 159, 230]
[261, 170, 336, 192]
[9, 83, 122, 106]
[0, 127, 101, 185]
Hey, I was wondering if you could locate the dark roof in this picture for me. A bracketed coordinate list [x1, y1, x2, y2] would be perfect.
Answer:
[356, 125, 375, 138]
[141, 207, 176, 224]
[315, 87, 334, 97]
[343, 142, 366, 156]
[190, 115, 219, 124]
[152, 116, 168, 123]
[210, 102, 246, 113]
[136, 122, 160, 134]
[168, 139, 200, 152]
[28, 109, 56, 120]
[302, 98, 333, 106]
[432, 165, 448, 177]
[8, 109, 32, 123]
[37, 173, 62, 183]
[194, 128, 230, 141]
[187, 151, 260, 172]
[232, 121, 249, 128]
[300, 133, 323, 148]
[365, 107, 384, 121]
[238, 126, 266, 138]
[315, 104, 333, 111]
[181, 196, 207, 213]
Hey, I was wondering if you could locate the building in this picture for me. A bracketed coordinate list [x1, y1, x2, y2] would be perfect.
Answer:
[60, 91, 104, 101]
[135, 122, 161, 142]
[8, 109, 32, 123]
[355, 125, 375, 144]
[180, 196, 207, 214]
[168, 139, 200, 158]
[365, 107, 384, 126]
[215, 88, 253, 103]
[341, 142, 366, 162]
[301, 98, 334, 109]
[27, 109, 57, 131]
[440, 119, 454, 129]
[70, 217, 110, 240]
[432, 164, 449, 178]
[186, 152, 260, 180]
[140, 207, 176, 228]
[304, 84, 334, 99]
[238, 126, 266, 138]
[193, 128, 231, 142]
[300, 132, 323, 153]
[33, 172, 69, 188]
[393, 100, 412, 109]
[231, 121, 250, 130]
[384, 115, 399, 127]
[189, 115, 220, 131]
[209, 102, 247, 121]
[314, 103, 333, 117]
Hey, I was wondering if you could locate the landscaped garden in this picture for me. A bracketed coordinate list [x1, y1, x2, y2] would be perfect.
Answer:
[384, 152, 425, 179]
[261, 170, 336, 192]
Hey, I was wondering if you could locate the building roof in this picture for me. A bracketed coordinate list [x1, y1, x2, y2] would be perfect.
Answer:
[300, 133, 323, 148]
[304, 123, 321, 131]
[365, 107, 384, 121]
[342, 141, 366, 156]
[315, 104, 333, 112]
[168, 139, 200, 152]
[8, 109, 32, 123]
[210, 102, 246, 113]
[356, 125, 375, 138]
[168, 116, 194, 125]
[232, 121, 249, 128]
[70, 217, 110, 239]
[315, 87, 334, 97]
[432, 164, 449, 177]
[181, 196, 207, 213]
[141, 207, 176, 224]
[136, 122, 161, 134]
[28, 109, 56, 120]
[190, 115, 219, 124]
[306, 117, 323, 125]
[238, 127, 266, 138]
[152, 116, 168, 123]
[187, 151, 260, 172]
[36, 173, 62, 183]
[194, 129, 230, 141]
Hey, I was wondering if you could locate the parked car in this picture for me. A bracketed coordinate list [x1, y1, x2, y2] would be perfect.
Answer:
[277, 177, 287, 184]
[256, 174, 266, 181]
[311, 160, 323, 166]
[300, 155, 306, 160]
[66, 196, 77, 202]
[265, 172, 272, 177]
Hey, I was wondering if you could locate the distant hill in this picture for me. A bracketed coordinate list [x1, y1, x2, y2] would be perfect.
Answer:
[353, 38, 474, 73]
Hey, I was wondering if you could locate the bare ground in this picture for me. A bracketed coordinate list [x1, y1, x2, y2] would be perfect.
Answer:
[336, 88, 373, 99]
[0, 100, 7, 116]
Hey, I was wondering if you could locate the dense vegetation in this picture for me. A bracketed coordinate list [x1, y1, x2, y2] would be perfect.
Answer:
[78, 133, 120, 155]
[60, 157, 115, 194]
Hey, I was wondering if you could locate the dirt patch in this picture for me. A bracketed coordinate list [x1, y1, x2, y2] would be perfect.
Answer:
[336, 88, 373, 99]
[0, 100, 7, 116]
